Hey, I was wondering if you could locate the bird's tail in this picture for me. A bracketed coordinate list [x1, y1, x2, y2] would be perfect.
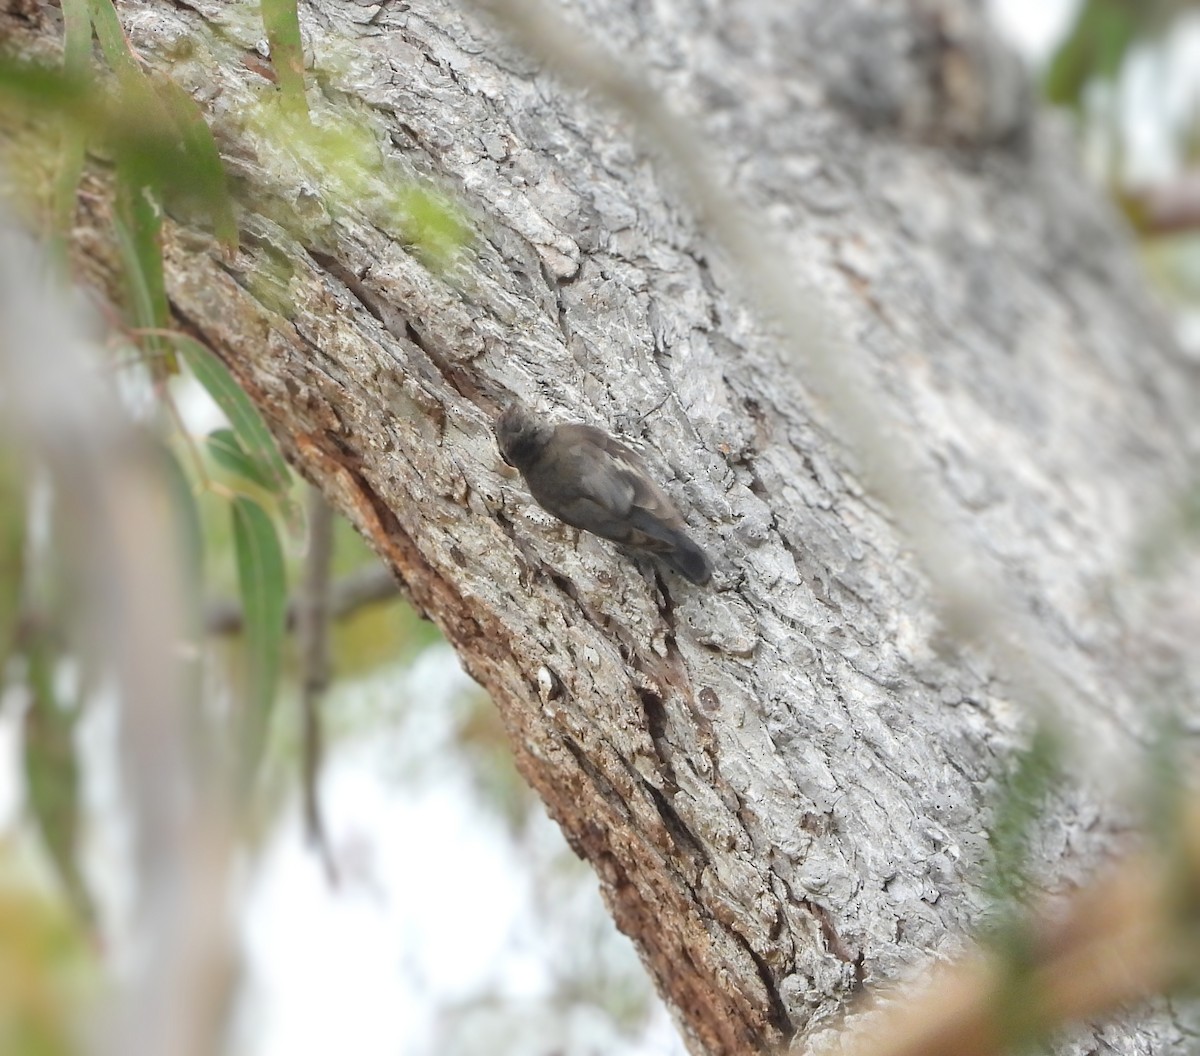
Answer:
[663, 531, 713, 586]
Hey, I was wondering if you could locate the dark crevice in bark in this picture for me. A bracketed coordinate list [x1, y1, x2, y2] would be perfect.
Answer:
[304, 247, 487, 402]
[561, 737, 635, 822]
[541, 568, 652, 672]
[637, 684, 681, 789]
[735, 932, 795, 1039]
[800, 896, 858, 969]
[644, 781, 706, 861]
[308, 249, 383, 322]
[640, 685, 668, 745]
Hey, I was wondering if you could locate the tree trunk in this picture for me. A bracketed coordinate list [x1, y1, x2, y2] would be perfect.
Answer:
[5, 0, 1198, 1053]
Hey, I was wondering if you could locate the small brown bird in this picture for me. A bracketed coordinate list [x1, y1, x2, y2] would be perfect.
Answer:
[495, 403, 713, 586]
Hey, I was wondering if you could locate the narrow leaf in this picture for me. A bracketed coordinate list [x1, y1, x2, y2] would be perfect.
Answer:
[987, 723, 1062, 904]
[61, 0, 92, 73]
[176, 337, 291, 496]
[112, 177, 170, 371]
[0, 57, 91, 112]
[49, 0, 92, 263]
[231, 496, 287, 785]
[158, 444, 207, 724]
[153, 75, 238, 249]
[22, 639, 94, 925]
[0, 451, 25, 680]
[1044, 0, 1139, 107]
[261, 0, 309, 117]
[86, 0, 139, 80]
[161, 442, 205, 614]
[982, 723, 1063, 1050]
[207, 427, 279, 493]
[399, 184, 473, 270]
[89, 1, 237, 244]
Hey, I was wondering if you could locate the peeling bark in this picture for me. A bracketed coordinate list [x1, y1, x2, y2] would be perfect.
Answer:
[4, 0, 1200, 1053]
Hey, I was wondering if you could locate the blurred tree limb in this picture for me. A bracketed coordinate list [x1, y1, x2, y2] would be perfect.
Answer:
[841, 800, 1200, 1056]
[0, 215, 235, 1056]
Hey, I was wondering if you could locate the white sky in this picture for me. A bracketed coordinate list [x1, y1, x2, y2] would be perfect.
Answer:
[234, 648, 684, 1056]
[987, 0, 1081, 65]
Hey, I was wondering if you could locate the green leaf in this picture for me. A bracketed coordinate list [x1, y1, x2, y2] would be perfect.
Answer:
[176, 337, 292, 497]
[0, 48, 235, 249]
[398, 184, 473, 270]
[156, 445, 206, 722]
[207, 427, 280, 493]
[86, 1, 238, 246]
[61, 0, 92, 74]
[261, 0, 309, 117]
[0, 57, 91, 113]
[1144, 707, 1187, 849]
[22, 639, 93, 925]
[987, 723, 1062, 905]
[231, 496, 287, 786]
[112, 175, 171, 371]
[1044, 0, 1141, 107]
[86, 0, 139, 80]
[161, 442, 205, 618]
[981, 723, 1064, 1050]
[153, 76, 238, 250]
[49, 0, 92, 265]
[0, 451, 25, 682]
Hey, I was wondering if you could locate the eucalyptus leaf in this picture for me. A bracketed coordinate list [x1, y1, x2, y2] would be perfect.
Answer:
[153, 76, 238, 249]
[262, 0, 308, 117]
[112, 177, 170, 371]
[49, 0, 92, 266]
[231, 496, 287, 786]
[207, 427, 279, 493]
[177, 337, 291, 497]
[23, 638, 93, 925]
[86, 0, 138, 79]
[0, 451, 25, 682]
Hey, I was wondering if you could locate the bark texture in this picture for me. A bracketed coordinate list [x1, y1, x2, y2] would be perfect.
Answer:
[4, 0, 1200, 1053]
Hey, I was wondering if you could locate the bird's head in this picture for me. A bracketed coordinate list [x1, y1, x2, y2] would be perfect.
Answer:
[494, 402, 553, 470]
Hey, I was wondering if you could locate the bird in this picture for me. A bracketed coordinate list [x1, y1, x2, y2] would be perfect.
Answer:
[494, 403, 713, 586]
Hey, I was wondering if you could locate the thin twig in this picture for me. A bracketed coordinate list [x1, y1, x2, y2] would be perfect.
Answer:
[1124, 172, 1200, 236]
[294, 489, 338, 884]
[205, 562, 400, 636]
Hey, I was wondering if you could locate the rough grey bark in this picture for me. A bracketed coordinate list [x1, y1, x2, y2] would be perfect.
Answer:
[5, 0, 1199, 1053]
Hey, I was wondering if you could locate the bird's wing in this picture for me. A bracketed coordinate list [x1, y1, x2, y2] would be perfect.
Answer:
[564, 425, 684, 527]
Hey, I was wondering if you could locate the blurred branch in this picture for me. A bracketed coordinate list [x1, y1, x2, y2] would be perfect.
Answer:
[842, 808, 1200, 1056]
[1125, 172, 1200, 236]
[0, 208, 234, 1056]
[294, 490, 337, 884]
[204, 562, 399, 636]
